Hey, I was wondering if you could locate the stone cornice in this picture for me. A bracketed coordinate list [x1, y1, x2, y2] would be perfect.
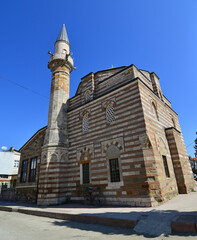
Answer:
[48, 58, 73, 72]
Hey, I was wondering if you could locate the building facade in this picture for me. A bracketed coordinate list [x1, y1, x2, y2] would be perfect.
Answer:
[16, 25, 194, 206]
[190, 150, 197, 172]
[0, 147, 20, 191]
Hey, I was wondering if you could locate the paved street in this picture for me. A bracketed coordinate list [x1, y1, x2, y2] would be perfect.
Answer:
[1, 187, 197, 236]
[0, 211, 196, 240]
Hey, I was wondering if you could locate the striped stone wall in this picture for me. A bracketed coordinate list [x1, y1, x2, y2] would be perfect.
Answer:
[37, 146, 68, 205]
[138, 79, 194, 203]
[67, 80, 153, 206]
[166, 128, 194, 193]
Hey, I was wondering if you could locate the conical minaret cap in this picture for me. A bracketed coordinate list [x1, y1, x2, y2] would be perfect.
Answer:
[56, 24, 69, 43]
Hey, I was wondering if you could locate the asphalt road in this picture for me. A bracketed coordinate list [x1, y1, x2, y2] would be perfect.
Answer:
[0, 211, 196, 240]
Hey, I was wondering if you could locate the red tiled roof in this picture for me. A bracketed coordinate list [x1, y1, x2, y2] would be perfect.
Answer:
[190, 158, 197, 161]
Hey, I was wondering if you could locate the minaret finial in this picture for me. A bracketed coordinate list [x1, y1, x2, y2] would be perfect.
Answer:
[56, 24, 69, 43]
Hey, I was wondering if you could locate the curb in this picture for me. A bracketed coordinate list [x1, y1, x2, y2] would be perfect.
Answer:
[0, 206, 12, 212]
[0, 206, 137, 229]
[171, 221, 197, 233]
[1, 205, 197, 234]
[171, 215, 197, 233]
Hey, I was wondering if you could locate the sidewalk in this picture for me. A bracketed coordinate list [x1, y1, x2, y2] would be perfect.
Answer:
[0, 191, 197, 237]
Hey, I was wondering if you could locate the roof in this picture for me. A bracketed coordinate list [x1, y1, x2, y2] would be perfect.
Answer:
[56, 24, 69, 43]
[190, 157, 197, 161]
[19, 126, 47, 152]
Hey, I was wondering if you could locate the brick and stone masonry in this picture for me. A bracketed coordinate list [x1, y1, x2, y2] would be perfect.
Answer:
[16, 25, 194, 206]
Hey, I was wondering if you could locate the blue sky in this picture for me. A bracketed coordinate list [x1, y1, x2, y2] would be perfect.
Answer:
[0, 0, 197, 156]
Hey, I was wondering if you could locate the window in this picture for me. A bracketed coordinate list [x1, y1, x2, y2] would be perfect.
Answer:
[21, 160, 28, 182]
[83, 163, 90, 184]
[84, 90, 91, 103]
[162, 155, 170, 178]
[106, 105, 115, 124]
[82, 114, 89, 133]
[109, 158, 120, 182]
[14, 160, 19, 168]
[29, 158, 37, 182]
[0, 175, 8, 179]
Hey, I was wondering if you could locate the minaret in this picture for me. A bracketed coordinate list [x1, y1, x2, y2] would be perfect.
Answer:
[44, 24, 74, 146]
[37, 25, 74, 205]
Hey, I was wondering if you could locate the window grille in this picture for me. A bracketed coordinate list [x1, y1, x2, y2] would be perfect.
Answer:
[82, 114, 89, 133]
[21, 160, 28, 182]
[162, 155, 170, 178]
[106, 105, 115, 124]
[14, 160, 19, 168]
[29, 157, 37, 182]
[109, 158, 120, 182]
[83, 163, 90, 184]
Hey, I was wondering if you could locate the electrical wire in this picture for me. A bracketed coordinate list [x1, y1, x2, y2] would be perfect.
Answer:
[0, 75, 48, 99]
[186, 141, 195, 148]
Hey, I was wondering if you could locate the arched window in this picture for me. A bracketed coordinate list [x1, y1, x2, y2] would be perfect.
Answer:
[84, 90, 91, 103]
[152, 102, 159, 120]
[79, 149, 91, 185]
[106, 105, 115, 124]
[82, 114, 89, 133]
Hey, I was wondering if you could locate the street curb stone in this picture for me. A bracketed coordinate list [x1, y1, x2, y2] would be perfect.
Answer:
[171, 221, 197, 233]
[1, 205, 197, 234]
[0, 206, 138, 229]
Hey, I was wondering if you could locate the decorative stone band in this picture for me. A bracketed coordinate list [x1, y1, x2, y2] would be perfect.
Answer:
[79, 109, 91, 120]
[102, 97, 116, 110]
[77, 144, 94, 162]
[48, 58, 73, 72]
[101, 137, 124, 156]
[41, 147, 68, 164]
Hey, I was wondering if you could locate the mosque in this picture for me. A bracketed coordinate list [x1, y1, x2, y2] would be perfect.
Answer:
[16, 25, 194, 206]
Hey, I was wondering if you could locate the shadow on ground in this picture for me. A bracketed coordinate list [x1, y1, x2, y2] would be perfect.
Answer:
[51, 210, 197, 238]
[52, 220, 136, 236]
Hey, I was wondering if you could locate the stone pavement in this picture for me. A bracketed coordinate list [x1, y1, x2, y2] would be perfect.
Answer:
[0, 190, 197, 237]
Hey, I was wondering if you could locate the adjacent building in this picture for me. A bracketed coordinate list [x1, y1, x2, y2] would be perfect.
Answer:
[16, 25, 194, 206]
[0, 147, 20, 191]
[189, 150, 197, 171]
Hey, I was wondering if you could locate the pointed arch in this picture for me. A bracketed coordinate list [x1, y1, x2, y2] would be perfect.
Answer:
[50, 153, 58, 162]
[84, 90, 91, 103]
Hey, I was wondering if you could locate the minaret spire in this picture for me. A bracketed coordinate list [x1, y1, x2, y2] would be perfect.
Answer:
[56, 24, 69, 43]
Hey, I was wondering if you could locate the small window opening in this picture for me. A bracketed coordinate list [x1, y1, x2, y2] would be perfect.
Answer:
[162, 155, 170, 178]
[109, 158, 120, 182]
[83, 163, 90, 184]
